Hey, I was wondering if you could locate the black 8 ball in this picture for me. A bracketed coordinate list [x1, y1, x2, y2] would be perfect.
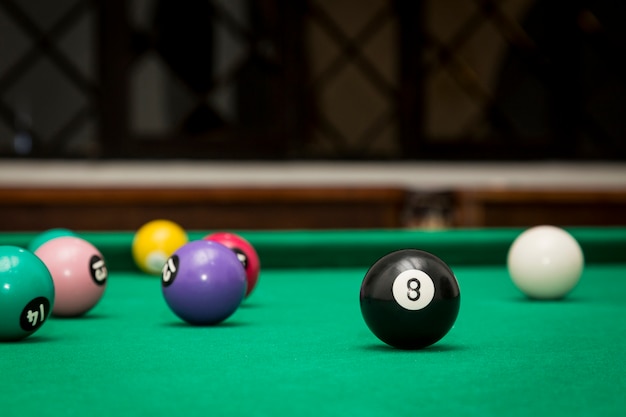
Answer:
[360, 249, 460, 349]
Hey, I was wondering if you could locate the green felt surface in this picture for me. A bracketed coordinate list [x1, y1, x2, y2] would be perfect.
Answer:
[1, 267, 626, 416]
[1, 229, 626, 416]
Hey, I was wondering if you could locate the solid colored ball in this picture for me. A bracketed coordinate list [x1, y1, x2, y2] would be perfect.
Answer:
[204, 232, 260, 297]
[162, 240, 247, 325]
[35, 236, 108, 317]
[0, 246, 55, 341]
[360, 249, 461, 350]
[508, 225, 584, 299]
[28, 228, 77, 252]
[132, 219, 188, 275]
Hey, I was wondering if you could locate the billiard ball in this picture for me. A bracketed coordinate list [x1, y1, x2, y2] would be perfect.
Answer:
[28, 228, 77, 252]
[360, 249, 461, 350]
[0, 246, 55, 341]
[132, 219, 188, 275]
[161, 240, 247, 325]
[35, 236, 108, 317]
[508, 225, 584, 300]
[204, 232, 260, 297]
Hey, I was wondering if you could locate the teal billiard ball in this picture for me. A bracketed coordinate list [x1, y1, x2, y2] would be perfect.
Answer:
[360, 249, 461, 349]
[28, 228, 77, 252]
[0, 246, 55, 341]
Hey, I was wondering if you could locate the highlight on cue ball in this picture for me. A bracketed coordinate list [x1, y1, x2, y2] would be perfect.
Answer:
[132, 219, 188, 275]
[507, 225, 584, 300]
[0, 246, 55, 342]
[360, 249, 461, 350]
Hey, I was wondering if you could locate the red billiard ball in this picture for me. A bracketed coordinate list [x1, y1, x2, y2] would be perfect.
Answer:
[35, 236, 108, 317]
[360, 249, 460, 349]
[204, 232, 260, 297]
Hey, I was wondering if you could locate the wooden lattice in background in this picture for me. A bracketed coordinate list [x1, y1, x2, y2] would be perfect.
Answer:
[0, 0, 624, 159]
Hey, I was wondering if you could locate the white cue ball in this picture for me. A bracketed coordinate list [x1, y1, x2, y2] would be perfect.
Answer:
[507, 225, 584, 299]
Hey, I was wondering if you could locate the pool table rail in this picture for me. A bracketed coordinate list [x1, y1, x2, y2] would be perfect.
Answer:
[2, 228, 625, 271]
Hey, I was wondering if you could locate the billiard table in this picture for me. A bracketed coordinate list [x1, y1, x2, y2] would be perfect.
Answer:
[1, 228, 625, 416]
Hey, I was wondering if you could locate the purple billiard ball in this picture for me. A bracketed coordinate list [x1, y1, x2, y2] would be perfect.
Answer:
[161, 240, 247, 325]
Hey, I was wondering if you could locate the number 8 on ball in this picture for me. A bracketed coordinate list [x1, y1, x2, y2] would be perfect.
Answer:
[360, 249, 460, 350]
[391, 269, 435, 310]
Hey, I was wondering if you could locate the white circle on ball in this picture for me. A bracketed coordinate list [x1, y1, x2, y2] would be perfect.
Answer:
[146, 250, 168, 274]
[507, 225, 584, 299]
[392, 269, 436, 310]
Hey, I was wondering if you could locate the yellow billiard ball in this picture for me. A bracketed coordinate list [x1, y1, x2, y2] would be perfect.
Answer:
[132, 220, 188, 275]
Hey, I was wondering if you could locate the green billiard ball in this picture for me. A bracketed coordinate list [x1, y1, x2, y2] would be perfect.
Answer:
[0, 246, 55, 341]
[28, 228, 76, 252]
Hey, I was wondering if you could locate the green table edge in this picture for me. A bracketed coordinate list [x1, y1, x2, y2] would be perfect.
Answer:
[2, 227, 625, 270]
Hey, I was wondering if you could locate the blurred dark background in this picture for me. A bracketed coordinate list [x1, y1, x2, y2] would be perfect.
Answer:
[1, 0, 625, 160]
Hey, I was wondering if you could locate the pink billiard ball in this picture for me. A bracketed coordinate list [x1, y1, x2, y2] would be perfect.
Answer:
[35, 236, 108, 317]
[204, 232, 260, 297]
